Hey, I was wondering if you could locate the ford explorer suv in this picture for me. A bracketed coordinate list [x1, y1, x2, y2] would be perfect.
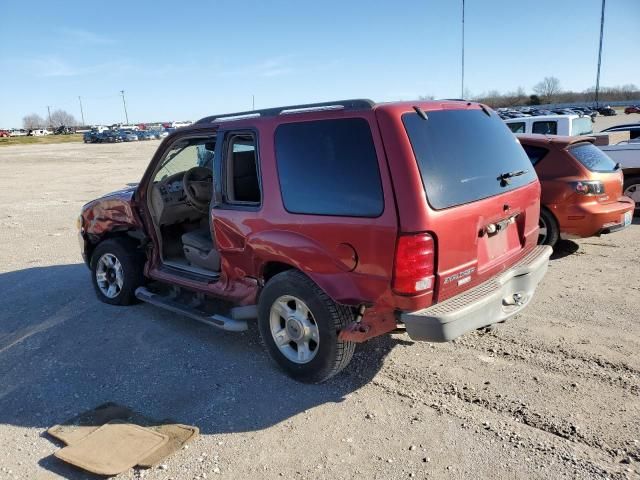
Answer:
[78, 99, 552, 383]
[518, 134, 634, 246]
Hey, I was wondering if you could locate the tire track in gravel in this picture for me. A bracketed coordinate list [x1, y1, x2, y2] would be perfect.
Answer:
[455, 331, 640, 396]
[370, 367, 628, 480]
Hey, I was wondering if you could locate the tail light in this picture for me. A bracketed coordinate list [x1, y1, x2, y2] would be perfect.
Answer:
[572, 180, 604, 195]
[393, 233, 435, 295]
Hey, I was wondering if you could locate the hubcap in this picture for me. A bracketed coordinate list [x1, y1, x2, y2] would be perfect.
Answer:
[95, 253, 124, 299]
[624, 183, 640, 208]
[538, 217, 548, 245]
[269, 295, 319, 364]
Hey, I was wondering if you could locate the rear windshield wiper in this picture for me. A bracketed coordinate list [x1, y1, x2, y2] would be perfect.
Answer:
[497, 169, 528, 186]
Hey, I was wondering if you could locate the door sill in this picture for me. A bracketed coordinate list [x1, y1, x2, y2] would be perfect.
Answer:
[159, 261, 220, 283]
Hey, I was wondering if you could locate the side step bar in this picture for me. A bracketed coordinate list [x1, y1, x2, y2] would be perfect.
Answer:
[135, 287, 248, 332]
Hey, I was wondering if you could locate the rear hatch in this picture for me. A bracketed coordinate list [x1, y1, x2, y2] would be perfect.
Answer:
[567, 141, 624, 201]
[394, 106, 540, 301]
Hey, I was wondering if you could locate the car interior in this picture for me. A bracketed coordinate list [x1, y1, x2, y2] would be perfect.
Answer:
[147, 134, 260, 276]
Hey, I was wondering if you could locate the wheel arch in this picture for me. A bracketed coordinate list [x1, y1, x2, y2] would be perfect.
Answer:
[85, 229, 147, 266]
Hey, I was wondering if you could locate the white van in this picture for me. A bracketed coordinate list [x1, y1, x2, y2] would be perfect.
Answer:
[505, 115, 593, 136]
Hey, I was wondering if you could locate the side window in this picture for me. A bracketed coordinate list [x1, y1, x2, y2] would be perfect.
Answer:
[223, 133, 261, 205]
[508, 122, 526, 134]
[275, 118, 383, 217]
[532, 121, 557, 135]
[521, 144, 549, 165]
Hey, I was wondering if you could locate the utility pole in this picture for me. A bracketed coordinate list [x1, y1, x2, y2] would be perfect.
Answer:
[594, 0, 606, 108]
[461, 0, 465, 99]
[78, 96, 85, 125]
[252, 94, 255, 111]
[120, 90, 129, 124]
[47, 105, 52, 128]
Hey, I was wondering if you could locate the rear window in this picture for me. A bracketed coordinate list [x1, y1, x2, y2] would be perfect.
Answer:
[402, 109, 537, 210]
[522, 144, 549, 165]
[569, 143, 618, 172]
[275, 118, 383, 217]
[532, 121, 557, 135]
[571, 117, 593, 136]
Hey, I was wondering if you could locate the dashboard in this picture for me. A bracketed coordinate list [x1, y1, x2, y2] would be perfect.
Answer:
[158, 178, 185, 204]
[150, 172, 198, 226]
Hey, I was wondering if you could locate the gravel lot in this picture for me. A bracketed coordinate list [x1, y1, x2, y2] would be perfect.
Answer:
[0, 139, 638, 480]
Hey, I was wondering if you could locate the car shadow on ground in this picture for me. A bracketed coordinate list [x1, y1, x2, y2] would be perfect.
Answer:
[550, 239, 580, 260]
[0, 264, 404, 479]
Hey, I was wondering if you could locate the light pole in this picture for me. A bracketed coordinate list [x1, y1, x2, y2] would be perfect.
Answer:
[47, 105, 52, 128]
[78, 96, 85, 125]
[120, 90, 129, 124]
[594, 0, 606, 107]
[461, 0, 465, 99]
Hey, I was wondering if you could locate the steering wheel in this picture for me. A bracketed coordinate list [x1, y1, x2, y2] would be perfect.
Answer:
[183, 166, 213, 214]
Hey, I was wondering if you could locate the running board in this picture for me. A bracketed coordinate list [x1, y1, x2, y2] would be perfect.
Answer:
[135, 287, 248, 332]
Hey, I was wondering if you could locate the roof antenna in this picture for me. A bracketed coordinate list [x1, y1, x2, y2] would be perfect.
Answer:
[413, 106, 428, 120]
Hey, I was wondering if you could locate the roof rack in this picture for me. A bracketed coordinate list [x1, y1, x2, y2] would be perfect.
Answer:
[195, 99, 375, 124]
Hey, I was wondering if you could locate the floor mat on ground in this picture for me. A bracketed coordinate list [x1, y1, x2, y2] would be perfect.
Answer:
[54, 421, 168, 475]
[47, 402, 199, 469]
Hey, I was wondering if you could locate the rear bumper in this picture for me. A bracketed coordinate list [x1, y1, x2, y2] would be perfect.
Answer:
[557, 197, 634, 238]
[400, 245, 552, 342]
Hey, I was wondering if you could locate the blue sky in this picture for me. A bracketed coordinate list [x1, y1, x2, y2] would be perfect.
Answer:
[0, 0, 637, 127]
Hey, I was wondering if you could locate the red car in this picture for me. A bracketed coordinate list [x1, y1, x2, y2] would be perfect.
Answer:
[78, 99, 551, 382]
[518, 134, 634, 247]
[624, 106, 640, 114]
[0, 130, 10, 138]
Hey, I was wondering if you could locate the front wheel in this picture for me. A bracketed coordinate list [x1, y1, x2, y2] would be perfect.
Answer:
[538, 208, 560, 247]
[90, 238, 145, 305]
[258, 270, 356, 383]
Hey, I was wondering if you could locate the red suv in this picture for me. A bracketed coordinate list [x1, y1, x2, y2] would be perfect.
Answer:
[78, 99, 551, 382]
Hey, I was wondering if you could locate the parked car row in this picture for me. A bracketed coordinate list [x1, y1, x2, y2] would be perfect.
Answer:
[0, 127, 77, 137]
[83, 129, 169, 143]
[497, 105, 624, 121]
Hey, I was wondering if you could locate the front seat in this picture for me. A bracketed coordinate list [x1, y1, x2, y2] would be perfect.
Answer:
[181, 228, 220, 272]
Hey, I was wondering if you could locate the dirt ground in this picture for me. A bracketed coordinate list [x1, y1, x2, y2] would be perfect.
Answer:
[0, 140, 638, 480]
[593, 112, 640, 132]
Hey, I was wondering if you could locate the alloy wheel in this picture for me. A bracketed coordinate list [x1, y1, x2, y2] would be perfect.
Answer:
[624, 183, 640, 209]
[269, 295, 319, 364]
[95, 253, 124, 299]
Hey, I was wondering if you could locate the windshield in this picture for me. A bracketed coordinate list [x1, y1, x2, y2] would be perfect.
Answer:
[569, 143, 618, 172]
[402, 109, 537, 210]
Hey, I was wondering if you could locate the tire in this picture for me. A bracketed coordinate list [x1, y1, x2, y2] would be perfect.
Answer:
[90, 238, 145, 306]
[623, 175, 640, 215]
[538, 208, 560, 247]
[258, 270, 356, 383]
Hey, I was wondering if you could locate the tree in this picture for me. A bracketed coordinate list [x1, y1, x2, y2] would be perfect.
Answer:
[23, 114, 45, 130]
[527, 94, 541, 106]
[533, 77, 562, 103]
[49, 109, 77, 128]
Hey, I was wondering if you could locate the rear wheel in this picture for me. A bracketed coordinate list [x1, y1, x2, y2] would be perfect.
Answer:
[623, 176, 640, 215]
[538, 208, 560, 247]
[258, 270, 355, 383]
[90, 238, 145, 306]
